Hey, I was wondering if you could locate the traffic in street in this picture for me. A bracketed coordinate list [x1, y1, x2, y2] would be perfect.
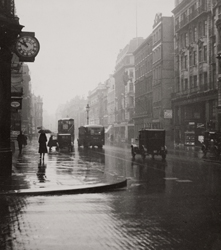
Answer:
[0, 140, 221, 250]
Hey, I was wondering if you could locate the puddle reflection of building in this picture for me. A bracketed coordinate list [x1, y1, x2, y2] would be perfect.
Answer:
[37, 163, 47, 182]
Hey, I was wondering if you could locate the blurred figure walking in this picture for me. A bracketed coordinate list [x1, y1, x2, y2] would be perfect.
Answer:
[17, 131, 25, 155]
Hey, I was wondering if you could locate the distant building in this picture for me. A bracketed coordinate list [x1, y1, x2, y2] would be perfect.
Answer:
[114, 37, 144, 144]
[87, 83, 106, 125]
[133, 34, 153, 136]
[31, 95, 43, 136]
[105, 75, 115, 135]
[152, 14, 174, 142]
[133, 14, 174, 144]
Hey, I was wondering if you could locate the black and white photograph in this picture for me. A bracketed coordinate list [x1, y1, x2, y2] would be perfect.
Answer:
[0, 0, 221, 249]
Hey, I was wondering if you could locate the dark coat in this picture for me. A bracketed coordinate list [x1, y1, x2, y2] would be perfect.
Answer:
[17, 133, 25, 146]
[38, 133, 48, 153]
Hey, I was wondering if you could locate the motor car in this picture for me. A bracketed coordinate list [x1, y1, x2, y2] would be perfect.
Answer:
[77, 125, 105, 148]
[131, 129, 167, 160]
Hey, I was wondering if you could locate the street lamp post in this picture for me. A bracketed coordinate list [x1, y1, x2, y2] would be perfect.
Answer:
[86, 104, 90, 125]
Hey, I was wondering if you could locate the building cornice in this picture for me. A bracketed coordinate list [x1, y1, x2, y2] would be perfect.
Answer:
[172, 0, 192, 15]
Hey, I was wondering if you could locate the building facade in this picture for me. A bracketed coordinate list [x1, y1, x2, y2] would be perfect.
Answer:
[21, 64, 32, 136]
[87, 83, 107, 125]
[172, 0, 219, 146]
[133, 14, 174, 143]
[133, 34, 153, 137]
[114, 37, 144, 144]
[31, 95, 43, 137]
[152, 14, 174, 142]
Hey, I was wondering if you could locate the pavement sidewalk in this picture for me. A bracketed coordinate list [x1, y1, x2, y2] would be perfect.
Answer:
[0, 139, 127, 195]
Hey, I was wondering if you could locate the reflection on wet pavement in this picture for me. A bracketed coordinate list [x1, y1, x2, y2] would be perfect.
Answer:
[0, 141, 221, 249]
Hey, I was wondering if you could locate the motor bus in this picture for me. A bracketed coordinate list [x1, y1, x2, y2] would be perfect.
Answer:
[57, 118, 74, 151]
[77, 124, 105, 148]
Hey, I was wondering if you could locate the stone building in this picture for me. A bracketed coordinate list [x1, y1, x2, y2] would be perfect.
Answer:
[114, 37, 144, 144]
[87, 83, 107, 126]
[172, 0, 219, 146]
[152, 14, 174, 141]
[133, 14, 174, 144]
[105, 75, 115, 136]
[133, 34, 153, 136]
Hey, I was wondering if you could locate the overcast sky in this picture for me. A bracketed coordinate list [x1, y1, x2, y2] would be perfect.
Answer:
[15, 0, 175, 114]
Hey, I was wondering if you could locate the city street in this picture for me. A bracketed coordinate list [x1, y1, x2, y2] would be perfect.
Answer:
[0, 140, 221, 249]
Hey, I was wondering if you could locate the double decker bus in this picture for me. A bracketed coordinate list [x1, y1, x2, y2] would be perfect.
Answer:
[57, 118, 74, 151]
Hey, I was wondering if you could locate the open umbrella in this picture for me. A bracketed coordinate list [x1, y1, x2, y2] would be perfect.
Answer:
[38, 129, 52, 134]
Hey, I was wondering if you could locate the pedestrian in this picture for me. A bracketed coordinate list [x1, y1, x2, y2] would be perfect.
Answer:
[17, 131, 25, 154]
[47, 135, 53, 152]
[38, 132, 48, 163]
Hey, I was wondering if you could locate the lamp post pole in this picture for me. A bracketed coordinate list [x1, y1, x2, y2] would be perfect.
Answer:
[86, 104, 90, 125]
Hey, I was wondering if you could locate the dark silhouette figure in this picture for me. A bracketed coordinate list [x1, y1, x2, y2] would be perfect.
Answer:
[23, 134, 27, 147]
[38, 133, 48, 163]
[17, 131, 25, 154]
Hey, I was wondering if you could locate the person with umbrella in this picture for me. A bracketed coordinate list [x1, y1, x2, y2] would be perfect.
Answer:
[38, 129, 50, 163]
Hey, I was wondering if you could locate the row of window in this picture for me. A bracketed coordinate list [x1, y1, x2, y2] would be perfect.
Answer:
[134, 42, 152, 65]
[153, 66, 161, 84]
[153, 87, 161, 103]
[175, 0, 206, 28]
[179, 72, 208, 91]
[135, 96, 152, 115]
[153, 27, 161, 45]
[135, 56, 152, 78]
[180, 45, 207, 69]
[153, 45, 161, 64]
[135, 76, 152, 96]
[178, 20, 207, 49]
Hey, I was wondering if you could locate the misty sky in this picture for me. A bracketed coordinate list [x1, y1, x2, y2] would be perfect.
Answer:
[15, 0, 175, 114]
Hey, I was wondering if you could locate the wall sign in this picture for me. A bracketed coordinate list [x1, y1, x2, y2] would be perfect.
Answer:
[11, 101, 20, 108]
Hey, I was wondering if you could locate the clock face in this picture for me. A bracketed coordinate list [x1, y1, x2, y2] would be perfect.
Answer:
[15, 36, 40, 58]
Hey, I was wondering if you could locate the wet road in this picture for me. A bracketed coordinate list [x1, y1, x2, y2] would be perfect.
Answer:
[0, 143, 221, 249]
